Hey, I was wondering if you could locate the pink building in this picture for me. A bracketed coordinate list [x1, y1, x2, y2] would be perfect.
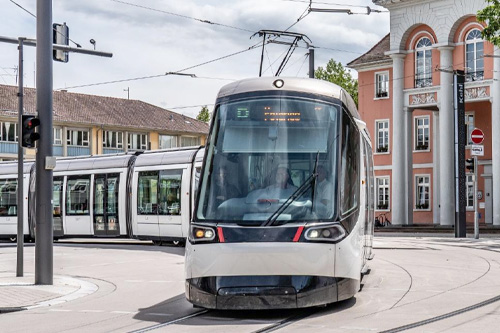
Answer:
[347, 0, 500, 226]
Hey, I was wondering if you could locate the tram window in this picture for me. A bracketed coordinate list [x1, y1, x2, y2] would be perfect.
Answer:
[94, 178, 105, 215]
[194, 167, 201, 194]
[107, 176, 119, 215]
[138, 171, 158, 215]
[159, 170, 182, 215]
[66, 176, 90, 215]
[0, 179, 17, 216]
[53, 178, 63, 216]
[340, 112, 360, 215]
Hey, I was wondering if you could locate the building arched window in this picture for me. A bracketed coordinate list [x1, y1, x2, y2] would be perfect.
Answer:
[465, 29, 484, 81]
[415, 37, 433, 88]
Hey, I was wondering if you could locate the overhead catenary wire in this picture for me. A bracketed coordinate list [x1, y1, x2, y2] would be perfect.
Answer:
[279, 0, 389, 12]
[109, 0, 254, 33]
[56, 41, 265, 90]
[9, 0, 83, 47]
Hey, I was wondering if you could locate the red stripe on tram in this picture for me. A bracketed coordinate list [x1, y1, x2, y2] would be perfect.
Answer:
[217, 227, 225, 243]
[293, 226, 304, 242]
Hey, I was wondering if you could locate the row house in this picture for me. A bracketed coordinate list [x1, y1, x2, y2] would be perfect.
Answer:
[348, 0, 500, 226]
[0, 84, 208, 160]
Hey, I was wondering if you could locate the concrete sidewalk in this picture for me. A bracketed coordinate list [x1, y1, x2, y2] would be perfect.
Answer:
[0, 272, 98, 313]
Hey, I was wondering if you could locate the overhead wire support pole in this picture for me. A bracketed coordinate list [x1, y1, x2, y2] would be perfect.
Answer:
[0, 2, 114, 285]
[35, 0, 55, 286]
[309, 47, 314, 78]
[17, 37, 25, 278]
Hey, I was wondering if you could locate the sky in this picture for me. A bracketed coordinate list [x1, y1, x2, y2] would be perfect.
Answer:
[0, 0, 390, 119]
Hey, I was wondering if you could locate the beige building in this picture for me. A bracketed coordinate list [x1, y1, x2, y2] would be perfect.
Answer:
[0, 84, 208, 160]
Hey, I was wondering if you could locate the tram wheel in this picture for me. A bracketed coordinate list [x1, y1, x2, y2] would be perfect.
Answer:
[152, 240, 162, 246]
[9, 236, 17, 243]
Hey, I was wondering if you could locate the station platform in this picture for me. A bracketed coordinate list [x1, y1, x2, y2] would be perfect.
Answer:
[0, 272, 97, 313]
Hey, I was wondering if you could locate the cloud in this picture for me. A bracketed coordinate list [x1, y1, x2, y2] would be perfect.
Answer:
[0, 0, 389, 118]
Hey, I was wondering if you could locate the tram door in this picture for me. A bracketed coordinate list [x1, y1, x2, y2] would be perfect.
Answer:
[158, 169, 183, 239]
[93, 174, 120, 236]
[53, 177, 64, 237]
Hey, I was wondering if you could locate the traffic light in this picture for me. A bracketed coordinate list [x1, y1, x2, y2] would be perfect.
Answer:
[21, 115, 40, 148]
[465, 158, 475, 172]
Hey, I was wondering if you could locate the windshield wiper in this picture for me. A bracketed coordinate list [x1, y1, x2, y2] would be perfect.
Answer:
[263, 152, 320, 226]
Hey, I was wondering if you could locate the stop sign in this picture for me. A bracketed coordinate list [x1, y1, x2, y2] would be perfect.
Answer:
[470, 128, 484, 144]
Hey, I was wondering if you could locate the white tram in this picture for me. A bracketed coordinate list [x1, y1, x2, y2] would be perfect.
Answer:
[185, 77, 375, 309]
[0, 147, 204, 244]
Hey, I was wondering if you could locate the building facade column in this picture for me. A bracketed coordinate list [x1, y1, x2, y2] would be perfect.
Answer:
[390, 53, 406, 225]
[438, 46, 455, 226]
[404, 107, 413, 225]
[492, 48, 500, 226]
[432, 111, 440, 224]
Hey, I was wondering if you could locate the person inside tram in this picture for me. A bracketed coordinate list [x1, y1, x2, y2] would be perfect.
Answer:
[263, 165, 297, 199]
[213, 166, 240, 208]
[314, 165, 333, 217]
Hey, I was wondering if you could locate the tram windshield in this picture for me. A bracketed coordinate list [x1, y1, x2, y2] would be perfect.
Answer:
[196, 96, 340, 225]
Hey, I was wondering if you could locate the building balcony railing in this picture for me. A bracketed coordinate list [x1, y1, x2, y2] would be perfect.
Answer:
[415, 143, 429, 151]
[465, 71, 484, 82]
[53, 145, 63, 156]
[415, 77, 432, 88]
[103, 148, 125, 154]
[376, 146, 388, 153]
[67, 146, 90, 156]
[376, 91, 388, 98]
[0, 142, 18, 154]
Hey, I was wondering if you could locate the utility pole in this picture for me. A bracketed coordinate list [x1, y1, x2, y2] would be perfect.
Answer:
[36, 0, 55, 285]
[0, 4, 112, 285]
[309, 47, 314, 78]
[16, 37, 25, 277]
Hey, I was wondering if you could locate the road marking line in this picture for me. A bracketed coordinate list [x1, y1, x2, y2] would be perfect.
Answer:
[111, 311, 138, 314]
[49, 309, 72, 312]
[78, 310, 104, 313]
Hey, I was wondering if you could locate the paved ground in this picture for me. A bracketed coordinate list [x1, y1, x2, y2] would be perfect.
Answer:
[0, 236, 500, 332]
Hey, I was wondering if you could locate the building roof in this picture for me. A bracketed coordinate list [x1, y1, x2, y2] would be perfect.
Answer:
[347, 33, 391, 69]
[0, 84, 209, 135]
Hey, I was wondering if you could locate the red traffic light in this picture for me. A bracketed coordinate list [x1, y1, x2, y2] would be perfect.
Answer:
[21, 115, 40, 148]
[26, 118, 39, 129]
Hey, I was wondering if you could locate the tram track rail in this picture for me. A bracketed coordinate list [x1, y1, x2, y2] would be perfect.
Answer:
[129, 310, 209, 333]
[251, 308, 321, 333]
[374, 239, 500, 332]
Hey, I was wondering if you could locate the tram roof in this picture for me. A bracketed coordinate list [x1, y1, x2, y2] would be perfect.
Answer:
[216, 77, 360, 119]
[0, 147, 205, 176]
[0, 161, 34, 175]
[54, 153, 134, 172]
[134, 147, 203, 167]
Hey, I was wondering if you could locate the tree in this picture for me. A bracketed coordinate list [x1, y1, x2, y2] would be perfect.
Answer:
[477, 0, 500, 47]
[314, 59, 358, 106]
[196, 105, 211, 123]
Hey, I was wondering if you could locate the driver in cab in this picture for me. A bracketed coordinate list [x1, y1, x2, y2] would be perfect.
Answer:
[263, 166, 297, 200]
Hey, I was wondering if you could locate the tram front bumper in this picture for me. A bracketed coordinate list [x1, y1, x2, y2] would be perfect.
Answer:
[186, 275, 356, 310]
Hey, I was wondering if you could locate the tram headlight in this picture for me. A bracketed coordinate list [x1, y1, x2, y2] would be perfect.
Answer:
[190, 225, 217, 243]
[304, 224, 346, 243]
